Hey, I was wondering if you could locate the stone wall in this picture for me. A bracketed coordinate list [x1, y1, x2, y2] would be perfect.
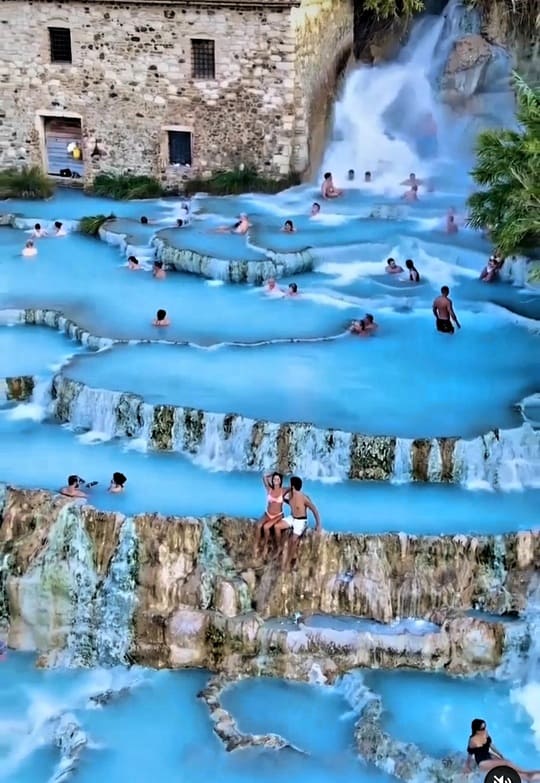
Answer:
[291, 0, 353, 176]
[0, 0, 353, 186]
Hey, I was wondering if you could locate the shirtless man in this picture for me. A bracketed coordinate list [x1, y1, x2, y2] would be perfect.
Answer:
[310, 202, 321, 217]
[402, 184, 419, 203]
[446, 213, 458, 234]
[273, 476, 321, 569]
[432, 286, 461, 334]
[153, 260, 166, 279]
[321, 172, 342, 199]
[386, 258, 403, 274]
[60, 475, 88, 499]
[401, 172, 423, 187]
[153, 308, 170, 327]
[31, 223, 48, 238]
[215, 213, 250, 235]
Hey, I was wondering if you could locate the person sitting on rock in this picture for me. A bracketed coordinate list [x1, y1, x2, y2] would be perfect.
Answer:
[272, 476, 322, 570]
[321, 171, 343, 199]
[153, 308, 170, 327]
[465, 718, 540, 781]
[253, 472, 287, 559]
[108, 472, 127, 494]
[22, 240, 37, 258]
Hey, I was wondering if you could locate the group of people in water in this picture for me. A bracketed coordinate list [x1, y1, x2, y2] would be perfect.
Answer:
[21, 221, 67, 256]
[60, 472, 127, 499]
[253, 472, 321, 570]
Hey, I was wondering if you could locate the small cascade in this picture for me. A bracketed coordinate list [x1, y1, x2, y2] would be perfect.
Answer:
[93, 517, 138, 666]
[427, 439, 442, 481]
[391, 438, 413, 483]
[287, 425, 352, 481]
[335, 670, 377, 715]
[0, 552, 12, 633]
[198, 518, 251, 614]
[453, 426, 540, 490]
[68, 385, 122, 439]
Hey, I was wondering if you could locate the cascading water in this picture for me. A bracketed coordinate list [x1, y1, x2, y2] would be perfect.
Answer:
[321, 0, 513, 192]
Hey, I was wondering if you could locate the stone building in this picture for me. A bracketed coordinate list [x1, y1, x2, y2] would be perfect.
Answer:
[0, 0, 353, 186]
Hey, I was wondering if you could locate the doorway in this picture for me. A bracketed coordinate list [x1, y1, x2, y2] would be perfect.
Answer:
[43, 116, 84, 177]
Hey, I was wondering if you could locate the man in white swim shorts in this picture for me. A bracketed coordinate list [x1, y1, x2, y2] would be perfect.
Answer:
[274, 476, 322, 570]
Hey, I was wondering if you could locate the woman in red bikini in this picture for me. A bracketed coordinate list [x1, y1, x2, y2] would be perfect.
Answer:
[253, 472, 287, 558]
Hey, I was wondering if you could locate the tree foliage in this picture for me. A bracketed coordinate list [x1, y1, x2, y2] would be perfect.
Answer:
[92, 173, 163, 200]
[184, 167, 300, 196]
[79, 214, 115, 236]
[361, 0, 424, 19]
[467, 75, 540, 256]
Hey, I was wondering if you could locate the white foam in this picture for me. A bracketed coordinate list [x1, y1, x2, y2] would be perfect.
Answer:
[76, 430, 113, 445]
[206, 279, 225, 287]
[6, 402, 47, 422]
[511, 682, 540, 750]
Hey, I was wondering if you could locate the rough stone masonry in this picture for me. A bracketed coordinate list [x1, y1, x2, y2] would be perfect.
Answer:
[0, 0, 353, 185]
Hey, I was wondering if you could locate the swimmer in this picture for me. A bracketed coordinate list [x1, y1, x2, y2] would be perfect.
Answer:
[54, 221, 66, 236]
[480, 254, 504, 283]
[405, 258, 420, 282]
[108, 471, 127, 494]
[401, 172, 424, 187]
[446, 213, 458, 234]
[31, 222, 48, 238]
[433, 285, 460, 333]
[214, 213, 250, 235]
[253, 472, 287, 559]
[265, 278, 282, 295]
[321, 171, 343, 199]
[22, 240, 37, 257]
[347, 169, 355, 181]
[60, 475, 88, 499]
[140, 216, 149, 224]
[364, 171, 372, 183]
[128, 255, 142, 270]
[363, 313, 378, 334]
[310, 202, 321, 217]
[386, 257, 403, 274]
[153, 308, 170, 327]
[465, 719, 540, 781]
[153, 260, 166, 279]
[282, 220, 296, 233]
[402, 184, 419, 202]
[287, 282, 299, 297]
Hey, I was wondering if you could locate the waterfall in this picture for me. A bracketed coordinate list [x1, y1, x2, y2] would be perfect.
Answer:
[391, 438, 413, 483]
[0, 552, 12, 633]
[453, 426, 540, 490]
[198, 518, 251, 614]
[93, 517, 138, 666]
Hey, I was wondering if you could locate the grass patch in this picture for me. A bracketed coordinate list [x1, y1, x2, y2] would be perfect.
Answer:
[0, 166, 54, 200]
[184, 167, 301, 196]
[79, 214, 115, 236]
[91, 173, 164, 200]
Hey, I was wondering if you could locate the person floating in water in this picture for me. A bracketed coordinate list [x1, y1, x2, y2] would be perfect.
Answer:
[386, 257, 403, 274]
[310, 202, 321, 217]
[405, 258, 420, 282]
[321, 172, 343, 199]
[364, 171, 372, 183]
[433, 285, 460, 333]
[214, 213, 250, 235]
[347, 169, 355, 181]
[22, 240, 37, 257]
[287, 282, 299, 297]
[402, 184, 419, 202]
[128, 255, 142, 271]
[282, 220, 296, 233]
[273, 476, 322, 570]
[54, 221, 66, 237]
[153, 308, 170, 327]
[153, 260, 166, 279]
[465, 718, 540, 781]
[108, 472, 127, 494]
[253, 471, 287, 559]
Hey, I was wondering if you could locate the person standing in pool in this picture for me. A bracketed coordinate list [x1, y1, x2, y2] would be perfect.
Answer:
[22, 240, 37, 257]
[273, 476, 322, 569]
[153, 309, 170, 327]
[153, 260, 166, 279]
[253, 472, 287, 558]
[432, 286, 460, 334]
[108, 472, 127, 494]
[128, 255, 143, 271]
[465, 718, 540, 781]
[310, 202, 321, 217]
[386, 258, 403, 274]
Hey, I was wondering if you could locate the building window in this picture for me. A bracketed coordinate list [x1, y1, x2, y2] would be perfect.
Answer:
[168, 131, 192, 166]
[191, 39, 215, 79]
[49, 27, 72, 63]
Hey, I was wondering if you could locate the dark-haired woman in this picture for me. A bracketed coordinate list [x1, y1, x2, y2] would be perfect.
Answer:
[253, 472, 286, 558]
[465, 719, 540, 780]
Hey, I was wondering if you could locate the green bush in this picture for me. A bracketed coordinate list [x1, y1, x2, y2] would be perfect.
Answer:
[91, 173, 164, 200]
[467, 75, 540, 256]
[79, 213, 115, 236]
[0, 166, 54, 200]
[184, 167, 301, 196]
[362, 0, 424, 18]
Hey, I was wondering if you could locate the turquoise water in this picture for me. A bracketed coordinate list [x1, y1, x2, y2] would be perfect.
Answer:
[0, 325, 85, 376]
[0, 417, 538, 534]
[62, 313, 540, 437]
